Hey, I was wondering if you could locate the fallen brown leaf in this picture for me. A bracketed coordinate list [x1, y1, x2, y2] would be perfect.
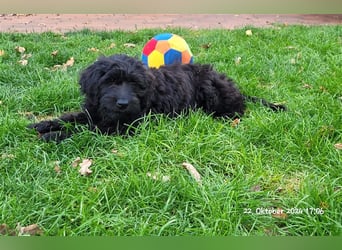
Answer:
[124, 43, 136, 48]
[79, 159, 93, 176]
[302, 83, 312, 89]
[1, 153, 15, 159]
[15, 46, 26, 53]
[111, 149, 118, 154]
[51, 50, 59, 56]
[147, 172, 158, 180]
[21, 53, 32, 59]
[71, 157, 81, 168]
[50, 64, 63, 71]
[0, 224, 10, 235]
[51, 57, 75, 71]
[147, 172, 171, 182]
[0, 50, 5, 56]
[319, 86, 328, 92]
[271, 208, 288, 219]
[18, 59, 28, 66]
[231, 118, 241, 127]
[54, 161, 62, 174]
[182, 162, 201, 183]
[201, 43, 211, 49]
[296, 52, 302, 59]
[320, 201, 329, 209]
[64, 57, 74, 67]
[88, 47, 99, 52]
[334, 143, 342, 150]
[161, 175, 171, 182]
[0, 223, 16, 236]
[17, 223, 43, 236]
[235, 56, 242, 65]
[111, 149, 124, 157]
[245, 30, 253, 36]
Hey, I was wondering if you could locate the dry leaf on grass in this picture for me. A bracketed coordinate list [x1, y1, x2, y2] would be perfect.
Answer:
[15, 46, 26, 53]
[320, 201, 329, 209]
[0, 223, 16, 236]
[124, 43, 136, 48]
[147, 172, 171, 182]
[54, 161, 62, 174]
[111, 149, 124, 157]
[51, 57, 75, 71]
[71, 157, 93, 176]
[111, 149, 119, 154]
[302, 83, 312, 89]
[182, 162, 201, 183]
[18, 59, 28, 66]
[271, 208, 288, 219]
[17, 223, 43, 236]
[51, 50, 59, 56]
[88, 47, 99, 52]
[1, 153, 15, 159]
[235, 56, 242, 65]
[334, 143, 342, 150]
[245, 30, 253, 36]
[21, 53, 32, 59]
[161, 175, 171, 182]
[319, 86, 328, 92]
[0, 50, 5, 56]
[231, 118, 241, 127]
[0, 224, 8, 234]
[0, 224, 10, 235]
[79, 159, 93, 176]
[64, 57, 75, 67]
[71, 157, 81, 168]
[201, 43, 211, 49]
[109, 43, 116, 49]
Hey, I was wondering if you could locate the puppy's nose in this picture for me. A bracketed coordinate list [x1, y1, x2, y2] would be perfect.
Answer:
[116, 99, 129, 109]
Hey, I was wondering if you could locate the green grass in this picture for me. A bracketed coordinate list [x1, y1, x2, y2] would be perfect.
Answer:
[0, 25, 341, 236]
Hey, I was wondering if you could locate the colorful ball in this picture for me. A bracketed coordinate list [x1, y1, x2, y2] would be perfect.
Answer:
[142, 33, 194, 68]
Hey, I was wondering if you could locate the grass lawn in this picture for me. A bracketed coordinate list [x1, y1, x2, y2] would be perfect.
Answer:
[0, 25, 341, 236]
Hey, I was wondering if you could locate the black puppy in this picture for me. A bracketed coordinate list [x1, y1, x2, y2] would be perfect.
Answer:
[29, 54, 285, 142]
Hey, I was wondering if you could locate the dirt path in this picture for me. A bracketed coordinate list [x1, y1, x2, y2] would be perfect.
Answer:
[1, 14, 341, 33]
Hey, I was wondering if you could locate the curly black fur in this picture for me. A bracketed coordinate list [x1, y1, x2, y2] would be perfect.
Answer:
[28, 54, 286, 142]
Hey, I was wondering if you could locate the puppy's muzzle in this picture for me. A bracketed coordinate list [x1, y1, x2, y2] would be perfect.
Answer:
[116, 98, 129, 110]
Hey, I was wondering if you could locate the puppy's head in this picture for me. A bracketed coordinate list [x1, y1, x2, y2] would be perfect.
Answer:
[79, 54, 153, 123]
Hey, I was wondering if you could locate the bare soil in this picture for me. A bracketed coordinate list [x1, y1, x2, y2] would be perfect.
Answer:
[0, 14, 341, 33]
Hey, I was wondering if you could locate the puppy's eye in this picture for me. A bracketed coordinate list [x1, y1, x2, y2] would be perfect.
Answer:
[138, 82, 147, 89]
[113, 81, 123, 86]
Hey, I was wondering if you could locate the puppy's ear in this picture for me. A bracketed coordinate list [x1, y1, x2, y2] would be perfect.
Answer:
[79, 61, 105, 95]
[79, 59, 110, 111]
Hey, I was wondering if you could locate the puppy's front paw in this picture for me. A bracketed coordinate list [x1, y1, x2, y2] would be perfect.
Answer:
[269, 103, 287, 112]
[40, 131, 70, 143]
[27, 120, 61, 134]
